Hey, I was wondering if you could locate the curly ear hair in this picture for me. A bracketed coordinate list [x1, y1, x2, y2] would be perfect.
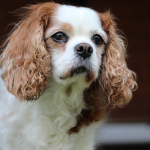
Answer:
[99, 11, 137, 108]
[0, 3, 58, 101]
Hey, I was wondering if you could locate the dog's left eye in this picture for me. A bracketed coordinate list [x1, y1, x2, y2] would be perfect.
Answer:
[51, 32, 68, 43]
[92, 34, 104, 45]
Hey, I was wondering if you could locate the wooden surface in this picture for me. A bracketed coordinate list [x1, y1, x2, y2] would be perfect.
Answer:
[0, 0, 150, 122]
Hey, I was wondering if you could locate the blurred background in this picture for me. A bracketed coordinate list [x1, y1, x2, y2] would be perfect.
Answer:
[0, 0, 150, 149]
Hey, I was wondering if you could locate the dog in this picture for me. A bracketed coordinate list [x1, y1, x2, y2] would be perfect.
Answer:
[0, 2, 137, 150]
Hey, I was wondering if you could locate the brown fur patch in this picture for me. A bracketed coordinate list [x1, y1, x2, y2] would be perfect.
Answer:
[46, 22, 73, 36]
[69, 80, 106, 133]
[85, 73, 95, 83]
[46, 37, 63, 51]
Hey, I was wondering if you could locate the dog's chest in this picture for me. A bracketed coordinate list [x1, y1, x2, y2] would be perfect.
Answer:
[0, 79, 93, 150]
[18, 102, 86, 150]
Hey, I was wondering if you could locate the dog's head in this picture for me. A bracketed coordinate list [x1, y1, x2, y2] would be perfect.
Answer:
[46, 6, 106, 85]
[0, 3, 137, 107]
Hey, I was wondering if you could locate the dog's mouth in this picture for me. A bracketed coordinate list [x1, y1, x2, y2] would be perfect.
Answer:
[60, 66, 91, 80]
[71, 66, 89, 75]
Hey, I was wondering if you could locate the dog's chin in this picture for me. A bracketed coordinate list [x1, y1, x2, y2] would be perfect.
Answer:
[60, 66, 91, 80]
[56, 65, 96, 86]
[71, 66, 90, 76]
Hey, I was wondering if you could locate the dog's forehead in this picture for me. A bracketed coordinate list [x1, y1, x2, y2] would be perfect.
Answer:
[55, 5, 103, 33]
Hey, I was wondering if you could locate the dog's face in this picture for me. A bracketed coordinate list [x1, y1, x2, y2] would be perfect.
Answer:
[45, 6, 107, 85]
[0, 3, 137, 107]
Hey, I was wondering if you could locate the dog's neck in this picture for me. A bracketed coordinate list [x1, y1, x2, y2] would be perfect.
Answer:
[37, 77, 87, 132]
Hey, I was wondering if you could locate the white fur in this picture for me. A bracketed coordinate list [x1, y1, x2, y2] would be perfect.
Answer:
[0, 73, 101, 150]
[0, 5, 106, 150]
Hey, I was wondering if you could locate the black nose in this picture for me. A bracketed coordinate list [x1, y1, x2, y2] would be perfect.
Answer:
[75, 43, 93, 59]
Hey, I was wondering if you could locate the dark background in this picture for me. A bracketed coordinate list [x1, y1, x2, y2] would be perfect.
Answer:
[0, 0, 150, 122]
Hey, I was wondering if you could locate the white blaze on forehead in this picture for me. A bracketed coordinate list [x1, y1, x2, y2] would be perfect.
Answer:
[55, 5, 107, 41]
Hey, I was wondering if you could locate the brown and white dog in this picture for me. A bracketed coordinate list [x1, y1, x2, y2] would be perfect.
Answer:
[0, 2, 137, 150]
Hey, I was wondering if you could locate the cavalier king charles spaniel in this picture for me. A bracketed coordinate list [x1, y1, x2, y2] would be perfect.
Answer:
[0, 2, 137, 150]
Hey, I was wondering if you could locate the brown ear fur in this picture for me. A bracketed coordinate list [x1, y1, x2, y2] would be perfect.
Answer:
[0, 3, 59, 101]
[99, 11, 138, 108]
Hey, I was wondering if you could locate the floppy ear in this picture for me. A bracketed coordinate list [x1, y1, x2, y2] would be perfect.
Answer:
[0, 3, 58, 101]
[99, 11, 137, 108]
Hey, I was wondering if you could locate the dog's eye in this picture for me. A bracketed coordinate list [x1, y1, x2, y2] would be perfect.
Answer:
[92, 34, 104, 45]
[51, 32, 68, 43]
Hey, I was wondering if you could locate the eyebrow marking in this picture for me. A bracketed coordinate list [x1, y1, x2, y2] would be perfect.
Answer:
[45, 23, 73, 40]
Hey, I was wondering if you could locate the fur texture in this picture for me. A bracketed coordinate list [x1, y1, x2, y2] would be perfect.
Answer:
[0, 2, 137, 150]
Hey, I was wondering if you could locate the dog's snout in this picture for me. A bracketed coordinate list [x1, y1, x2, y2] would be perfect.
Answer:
[75, 43, 93, 59]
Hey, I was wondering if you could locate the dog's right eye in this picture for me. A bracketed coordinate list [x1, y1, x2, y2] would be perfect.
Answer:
[92, 34, 104, 46]
[51, 32, 68, 43]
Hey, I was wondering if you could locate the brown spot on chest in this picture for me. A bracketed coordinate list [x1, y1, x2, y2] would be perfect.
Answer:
[69, 80, 107, 134]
